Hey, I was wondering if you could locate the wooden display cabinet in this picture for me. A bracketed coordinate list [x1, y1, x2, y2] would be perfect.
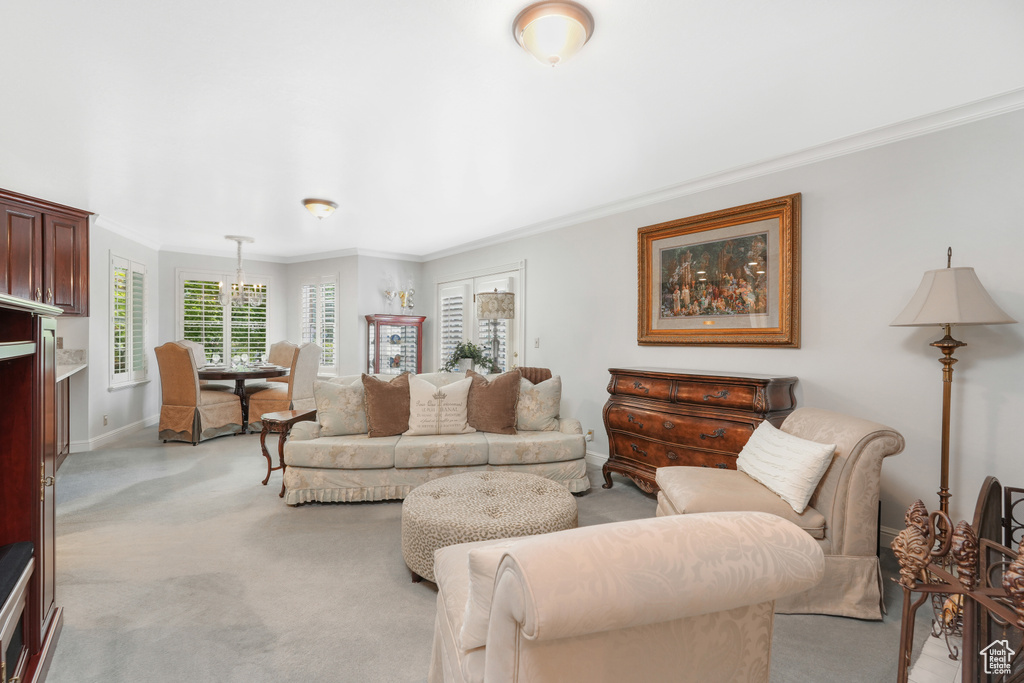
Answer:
[0, 293, 62, 683]
[365, 314, 425, 375]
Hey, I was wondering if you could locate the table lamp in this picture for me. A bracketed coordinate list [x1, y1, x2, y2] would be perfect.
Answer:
[477, 290, 515, 372]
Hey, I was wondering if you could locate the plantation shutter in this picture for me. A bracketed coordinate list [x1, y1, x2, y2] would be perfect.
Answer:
[300, 276, 338, 373]
[438, 280, 471, 367]
[182, 279, 225, 362]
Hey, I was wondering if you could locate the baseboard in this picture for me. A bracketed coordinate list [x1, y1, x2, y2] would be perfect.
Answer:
[72, 414, 159, 453]
[585, 449, 608, 468]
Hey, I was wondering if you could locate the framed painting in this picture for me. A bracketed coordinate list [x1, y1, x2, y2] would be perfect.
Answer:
[637, 193, 800, 347]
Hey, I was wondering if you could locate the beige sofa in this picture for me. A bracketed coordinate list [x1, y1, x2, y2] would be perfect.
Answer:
[282, 372, 590, 505]
[655, 407, 905, 619]
[428, 511, 824, 683]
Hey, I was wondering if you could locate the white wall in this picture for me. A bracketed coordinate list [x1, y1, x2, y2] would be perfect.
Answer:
[421, 108, 1024, 530]
[69, 223, 162, 447]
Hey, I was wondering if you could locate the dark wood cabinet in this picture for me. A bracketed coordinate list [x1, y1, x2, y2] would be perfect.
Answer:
[365, 314, 425, 374]
[602, 368, 798, 493]
[0, 293, 62, 683]
[1, 189, 90, 317]
[55, 378, 70, 471]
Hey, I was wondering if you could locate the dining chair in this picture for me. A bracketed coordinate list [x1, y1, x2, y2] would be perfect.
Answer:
[248, 342, 322, 431]
[155, 342, 243, 445]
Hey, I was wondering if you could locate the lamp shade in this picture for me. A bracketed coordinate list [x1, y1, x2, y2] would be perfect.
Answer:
[477, 291, 515, 320]
[513, 1, 594, 66]
[891, 267, 1016, 327]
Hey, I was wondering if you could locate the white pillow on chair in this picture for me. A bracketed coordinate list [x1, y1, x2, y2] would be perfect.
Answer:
[737, 420, 836, 514]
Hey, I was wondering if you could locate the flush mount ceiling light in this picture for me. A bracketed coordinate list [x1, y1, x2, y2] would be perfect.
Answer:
[512, 1, 594, 67]
[303, 198, 338, 219]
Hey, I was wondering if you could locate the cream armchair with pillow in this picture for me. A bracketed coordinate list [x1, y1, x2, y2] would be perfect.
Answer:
[428, 511, 824, 683]
[655, 407, 904, 619]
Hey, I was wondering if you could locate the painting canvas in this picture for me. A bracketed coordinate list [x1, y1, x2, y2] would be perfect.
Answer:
[638, 194, 800, 347]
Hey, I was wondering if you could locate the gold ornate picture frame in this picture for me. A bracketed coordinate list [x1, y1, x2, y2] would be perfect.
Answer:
[637, 193, 800, 347]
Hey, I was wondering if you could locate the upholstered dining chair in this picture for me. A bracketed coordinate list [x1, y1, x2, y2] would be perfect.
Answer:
[154, 341, 243, 445]
[265, 340, 298, 384]
[654, 407, 905, 620]
[248, 342, 322, 431]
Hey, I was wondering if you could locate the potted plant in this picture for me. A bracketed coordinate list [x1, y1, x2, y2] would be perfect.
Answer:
[441, 341, 499, 374]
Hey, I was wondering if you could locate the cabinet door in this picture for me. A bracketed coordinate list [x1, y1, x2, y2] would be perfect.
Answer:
[36, 316, 58, 644]
[43, 213, 89, 316]
[0, 202, 43, 302]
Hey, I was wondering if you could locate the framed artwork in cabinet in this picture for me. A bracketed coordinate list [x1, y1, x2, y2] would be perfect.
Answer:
[366, 314, 425, 374]
[637, 193, 800, 347]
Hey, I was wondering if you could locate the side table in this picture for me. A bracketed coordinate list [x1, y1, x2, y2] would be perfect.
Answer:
[259, 408, 317, 496]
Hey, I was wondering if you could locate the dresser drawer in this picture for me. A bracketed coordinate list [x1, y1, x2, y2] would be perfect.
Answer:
[673, 381, 761, 411]
[606, 405, 754, 452]
[608, 374, 674, 401]
[609, 433, 737, 470]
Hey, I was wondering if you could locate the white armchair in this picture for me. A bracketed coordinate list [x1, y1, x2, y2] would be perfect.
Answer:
[428, 511, 824, 683]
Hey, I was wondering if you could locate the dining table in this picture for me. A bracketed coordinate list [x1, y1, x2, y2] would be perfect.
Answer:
[196, 365, 289, 432]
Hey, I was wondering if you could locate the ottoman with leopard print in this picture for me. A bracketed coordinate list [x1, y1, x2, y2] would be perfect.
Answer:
[400, 471, 578, 582]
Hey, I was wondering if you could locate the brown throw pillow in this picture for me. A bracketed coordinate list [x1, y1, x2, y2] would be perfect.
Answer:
[362, 373, 411, 437]
[466, 369, 521, 435]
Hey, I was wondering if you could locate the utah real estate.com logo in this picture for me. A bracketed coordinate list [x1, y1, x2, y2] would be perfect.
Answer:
[981, 639, 1015, 675]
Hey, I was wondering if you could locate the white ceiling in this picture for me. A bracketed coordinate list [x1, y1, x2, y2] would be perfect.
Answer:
[2, 1, 1023, 261]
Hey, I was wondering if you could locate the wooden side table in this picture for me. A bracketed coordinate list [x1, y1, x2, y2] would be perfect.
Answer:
[258, 408, 316, 496]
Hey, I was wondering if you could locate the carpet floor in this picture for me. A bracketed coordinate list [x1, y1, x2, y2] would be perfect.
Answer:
[47, 428, 926, 682]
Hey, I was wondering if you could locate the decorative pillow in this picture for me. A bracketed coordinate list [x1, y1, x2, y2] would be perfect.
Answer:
[737, 420, 837, 514]
[314, 379, 366, 436]
[459, 538, 521, 650]
[362, 373, 411, 438]
[466, 369, 520, 434]
[403, 376, 476, 436]
[516, 375, 561, 432]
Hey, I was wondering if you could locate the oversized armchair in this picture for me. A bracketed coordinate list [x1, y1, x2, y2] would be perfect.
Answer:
[248, 342, 321, 431]
[154, 341, 243, 444]
[428, 511, 824, 683]
[655, 407, 905, 619]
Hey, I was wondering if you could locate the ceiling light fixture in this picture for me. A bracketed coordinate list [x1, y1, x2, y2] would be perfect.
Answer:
[219, 235, 264, 308]
[512, 1, 594, 67]
[303, 198, 338, 219]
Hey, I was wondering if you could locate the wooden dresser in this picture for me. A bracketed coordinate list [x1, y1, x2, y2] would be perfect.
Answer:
[601, 368, 797, 493]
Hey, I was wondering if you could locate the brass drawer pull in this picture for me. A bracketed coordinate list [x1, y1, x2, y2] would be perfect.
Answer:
[632, 381, 649, 394]
[700, 428, 726, 440]
[629, 443, 647, 457]
[717, 463, 727, 469]
[667, 451, 679, 460]
[703, 390, 729, 401]
[627, 414, 644, 428]
[663, 421, 675, 429]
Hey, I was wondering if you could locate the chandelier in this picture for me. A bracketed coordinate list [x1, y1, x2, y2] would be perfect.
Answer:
[219, 235, 264, 307]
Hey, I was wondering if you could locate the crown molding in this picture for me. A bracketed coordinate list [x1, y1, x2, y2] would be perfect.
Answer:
[423, 86, 1024, 261]
[93, 215, 162, 251]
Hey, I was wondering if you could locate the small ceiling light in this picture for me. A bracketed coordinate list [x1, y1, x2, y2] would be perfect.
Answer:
[303, 198, 338, 219]
[513, 1, 594, 67]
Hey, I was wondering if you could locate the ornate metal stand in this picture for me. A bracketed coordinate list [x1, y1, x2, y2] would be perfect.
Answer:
[894, 482, 1024, 683]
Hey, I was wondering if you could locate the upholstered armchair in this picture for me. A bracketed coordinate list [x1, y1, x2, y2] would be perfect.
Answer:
[655, 407, 905, 619]
[248, 342, 321, 431]
[154, 342, 243, 444]
[428, 511, 824, 683]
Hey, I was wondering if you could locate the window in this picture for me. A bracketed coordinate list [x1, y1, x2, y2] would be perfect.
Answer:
[111, 254, 147, 386]
[178, 271, 269, 363]
[436, 263, 524, 372]
[300, 275, 338, 374]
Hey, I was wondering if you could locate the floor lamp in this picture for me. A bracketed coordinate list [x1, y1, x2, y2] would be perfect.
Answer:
[477, 290, 515, 372]
[891, 248, 1016, 515]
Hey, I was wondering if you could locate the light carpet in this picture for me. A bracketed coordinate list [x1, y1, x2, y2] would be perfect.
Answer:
[48, 428, 923, 682]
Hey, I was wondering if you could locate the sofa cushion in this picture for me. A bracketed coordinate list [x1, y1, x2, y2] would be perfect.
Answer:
[516, 375, 561, 432]
[362, 373, 410, 437]
[737, 420, 836, 514]
[404, 375, 475, 436]
[284, 434, 398, 469]
[466, 369, 520, 435]
[394, 433, 490, 468]
[484, 430, 584, 465]
[314, 379, 367, 436]
[654, 466, 826, 540]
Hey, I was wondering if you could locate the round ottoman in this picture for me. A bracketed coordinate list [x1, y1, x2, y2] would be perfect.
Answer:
[401, 471, 578, 582]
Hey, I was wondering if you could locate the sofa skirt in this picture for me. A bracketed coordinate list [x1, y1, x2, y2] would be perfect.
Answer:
[282, 458, 591, 505]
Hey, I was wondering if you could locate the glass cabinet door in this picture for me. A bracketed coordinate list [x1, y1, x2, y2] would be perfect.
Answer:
[365, 314, 425, 374]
